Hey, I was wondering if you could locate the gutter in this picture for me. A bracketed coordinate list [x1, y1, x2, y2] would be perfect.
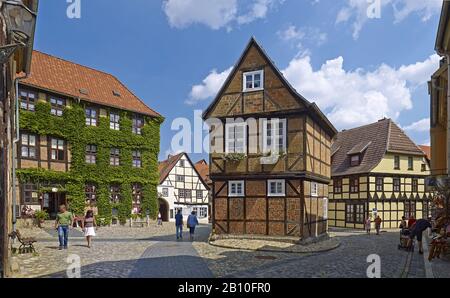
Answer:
[12, 73, 28, 231]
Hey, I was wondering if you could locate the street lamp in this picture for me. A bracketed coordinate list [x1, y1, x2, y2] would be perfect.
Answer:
[0, 0, 38, 63]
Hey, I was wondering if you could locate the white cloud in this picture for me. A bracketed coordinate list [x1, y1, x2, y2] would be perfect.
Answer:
[188, 52, 439, 130]
[278, 25, 327, 45]
[162, 0, 237, 30]
[403, 118, 430, 132]
[336, 0, 442, 40]
[162, 0, 283, 30]
[282, 54, 439, 129]
[393, 0, 442, 23]
[186, 67, 233, 105]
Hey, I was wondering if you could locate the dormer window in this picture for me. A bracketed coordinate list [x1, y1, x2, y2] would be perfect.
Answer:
[350, 155, 360, 166]
[243, 70, 264, 92]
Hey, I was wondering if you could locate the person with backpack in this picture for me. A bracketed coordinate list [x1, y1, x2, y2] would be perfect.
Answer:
[187, 211, 199, 241]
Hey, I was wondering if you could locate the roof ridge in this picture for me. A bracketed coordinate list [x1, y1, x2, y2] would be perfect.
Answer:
[33, 50, 119, 80]
[30, 51, 161, 117]
[339, 118, 390, 134]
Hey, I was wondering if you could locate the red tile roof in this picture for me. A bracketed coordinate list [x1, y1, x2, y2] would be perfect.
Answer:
[158, 153, 184, 184]
[21, 51, 161, 117]
[194, 159, 211, 186]
[418, 145, 431, 160]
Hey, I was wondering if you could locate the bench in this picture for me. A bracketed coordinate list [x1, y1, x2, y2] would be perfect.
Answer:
[9, 229, 37, 254]
[130, 217, 149, 228]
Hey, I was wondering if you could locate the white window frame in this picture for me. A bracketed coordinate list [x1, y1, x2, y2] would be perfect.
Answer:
[311, 182, 318, 197]
[110, 112, 120, 131]
[268, 179, 285, 197]
[225, 122, 247, 154]
[243, 70, 264, 92]
[262, 119, 287, 154]
[228, 180, 245, 197]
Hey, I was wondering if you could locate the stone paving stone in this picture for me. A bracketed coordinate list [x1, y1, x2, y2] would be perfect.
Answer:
[129, 225, 214, 278]
[222, 230, 410, 278]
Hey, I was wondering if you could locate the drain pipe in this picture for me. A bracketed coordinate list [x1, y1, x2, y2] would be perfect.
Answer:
[12, 73, 28, 232]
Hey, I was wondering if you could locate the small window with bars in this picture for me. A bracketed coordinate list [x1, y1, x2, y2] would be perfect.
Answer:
[175, 175, 185, 182]
[333, 178, 342, 194]
[22, 184, 39, 204]
[375, 177, 384, 192]
[110, 185, 121, 203]
[408, 157, 414, 170]
[85, 145, 97, 164]
[346, 203, 365, 224]
[85, 108, 98, 126]
[412, 178, 418, 192]
[50, 97, 65, 116]
[132, 115, 144, 135]
[196, 190, 203, 201]
[20, 90, 36, 111]
[110, 148, 120, 166]
[350, 178, 359, 193]
[132, 150, 142, 168]
[50, 138, 65, 161]
[85, 184, 97, 205]
[110, 112, 120, 130]
[393, 178, 401, 192]
[21, 133, 37, 159]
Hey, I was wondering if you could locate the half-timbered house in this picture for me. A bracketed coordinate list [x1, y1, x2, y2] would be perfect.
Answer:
[158, 153, 210, 223]
[202, 37, 337, 239]
[328, 118, 433, 229]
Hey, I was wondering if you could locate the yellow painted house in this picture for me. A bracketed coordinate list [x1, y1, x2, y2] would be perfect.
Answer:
[328, 119, 433, 229]
[430, 1, 450, 179]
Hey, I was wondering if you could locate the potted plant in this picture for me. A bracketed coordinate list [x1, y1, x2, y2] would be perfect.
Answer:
[34, 210, 49, 228]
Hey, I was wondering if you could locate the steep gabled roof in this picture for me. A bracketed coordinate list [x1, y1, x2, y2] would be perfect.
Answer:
[331, 118, 425, 176]
[194, 159, 211, 185]
[158, 153, 210, 189]
[21, 51, 161, 117]
[201, 37, 337, 136]
[418, 145, 431, 161]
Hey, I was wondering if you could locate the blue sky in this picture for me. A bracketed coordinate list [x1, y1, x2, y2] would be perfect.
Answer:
[33, 0, 443, 162]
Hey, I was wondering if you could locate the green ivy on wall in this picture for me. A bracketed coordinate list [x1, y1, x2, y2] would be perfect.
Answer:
[18, 101, 163, 225]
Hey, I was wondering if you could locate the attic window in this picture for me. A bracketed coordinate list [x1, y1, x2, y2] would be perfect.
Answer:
[243, 70, 264, 92]
[113, 90, 121, 97]
[350, 155, 360, 167]
[79, 88, 89, 95]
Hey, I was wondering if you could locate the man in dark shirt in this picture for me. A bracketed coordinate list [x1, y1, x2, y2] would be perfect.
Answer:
[407, 218, 432, 254]
[175, 209, 183, 240]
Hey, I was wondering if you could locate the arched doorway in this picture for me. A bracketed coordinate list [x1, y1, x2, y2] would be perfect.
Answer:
[158, 198, 169, 222]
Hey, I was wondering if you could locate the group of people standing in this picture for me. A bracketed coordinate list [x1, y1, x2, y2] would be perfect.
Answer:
[365, 215, 383, 235]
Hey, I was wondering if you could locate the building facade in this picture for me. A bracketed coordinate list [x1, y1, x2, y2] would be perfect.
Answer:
[158, 153, 210, 223]
[202, 38, 337, 239]
[328, 119, 433, 229]
[430, 1, 450, 181]
[15, 51, 162, 225]
[0, 0, 38, 277]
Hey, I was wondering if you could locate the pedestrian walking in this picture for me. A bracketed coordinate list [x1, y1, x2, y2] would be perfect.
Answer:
[374, 215, 382, 235]
[365, 217, 372, 234]
[408, 215, 416, 229]
[187, 211, 199, 241]
[157, 212, 163, 226]
[407, 218, 432, 254]
[55, 205, 74, 250]
[175, 209, 183, 240]
[82, 210, 97, 248]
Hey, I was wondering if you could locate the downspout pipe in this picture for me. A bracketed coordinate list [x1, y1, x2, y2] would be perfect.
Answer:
[12, 73, 28, 232]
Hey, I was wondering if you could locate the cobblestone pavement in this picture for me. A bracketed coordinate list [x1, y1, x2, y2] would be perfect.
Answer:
[223, 229, 427, 278]
[12, 224, 448, 278]
[129, 225, 213, 278]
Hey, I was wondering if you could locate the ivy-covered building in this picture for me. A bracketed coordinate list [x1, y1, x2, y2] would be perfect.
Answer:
[16, 51, 162, 224]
